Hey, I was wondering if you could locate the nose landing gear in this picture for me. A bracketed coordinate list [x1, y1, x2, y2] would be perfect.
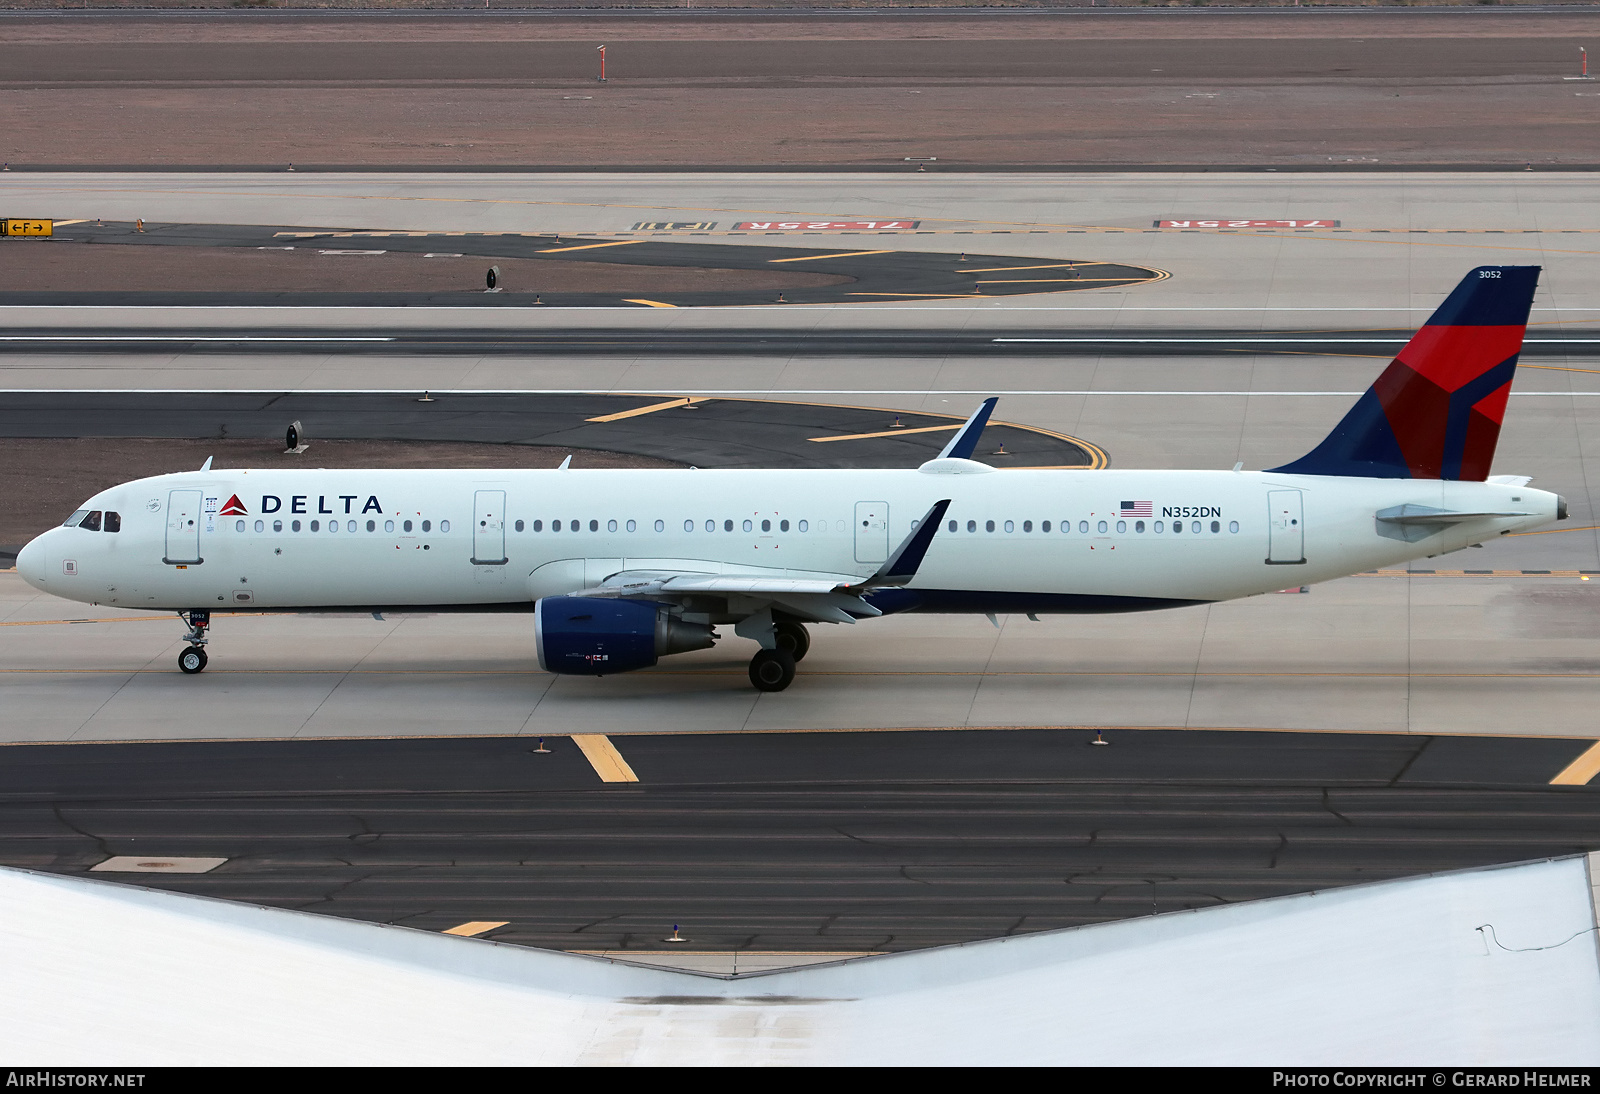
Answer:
[177, 610, 210, 674]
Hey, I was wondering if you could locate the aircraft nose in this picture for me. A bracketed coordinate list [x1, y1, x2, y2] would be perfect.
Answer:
[15, 534, 49, 590]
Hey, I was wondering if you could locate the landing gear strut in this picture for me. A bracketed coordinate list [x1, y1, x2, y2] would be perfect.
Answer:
[773, 620, 810, 662]
[749, 648, 796, 692]
[177, 610, 210, 675]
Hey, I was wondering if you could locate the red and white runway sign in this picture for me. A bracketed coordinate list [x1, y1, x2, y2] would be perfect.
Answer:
[736, 220, 921, 230]
[1155, 219, 1340, 228]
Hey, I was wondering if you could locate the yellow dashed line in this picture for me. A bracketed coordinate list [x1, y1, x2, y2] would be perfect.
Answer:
[623, 299, 677, 308]
[442, 921, 508, 937]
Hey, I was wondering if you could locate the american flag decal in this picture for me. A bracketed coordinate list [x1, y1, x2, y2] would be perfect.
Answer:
[1119, 500, 1153, 518]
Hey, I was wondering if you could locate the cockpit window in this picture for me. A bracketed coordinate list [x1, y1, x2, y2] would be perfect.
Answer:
[104, 511, 121, 533]
[62, 510, 88, 528]
[80, 511, 102, 531]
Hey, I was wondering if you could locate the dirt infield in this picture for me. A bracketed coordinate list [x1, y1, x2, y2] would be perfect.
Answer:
[0, 438, 680, 550]
[1, 12, 1598, 165]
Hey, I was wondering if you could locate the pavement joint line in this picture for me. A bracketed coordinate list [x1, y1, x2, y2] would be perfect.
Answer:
[571, 734, 639, 784]
[1551, 742, 1600, 786]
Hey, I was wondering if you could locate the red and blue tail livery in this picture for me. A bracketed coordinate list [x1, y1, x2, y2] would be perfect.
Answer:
[1269, 265, 1539, 480]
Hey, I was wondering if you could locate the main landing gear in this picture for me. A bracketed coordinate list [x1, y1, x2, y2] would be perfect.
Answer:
[773, 619, 810, 662]
[749, 648, 796, 692]
[747, 619, 807, 692]
[177, 610, 210, 675]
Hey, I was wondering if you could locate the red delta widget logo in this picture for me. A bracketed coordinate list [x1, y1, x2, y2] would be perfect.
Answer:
[260, 494, 385, 516]
[218, 494, 248, 516]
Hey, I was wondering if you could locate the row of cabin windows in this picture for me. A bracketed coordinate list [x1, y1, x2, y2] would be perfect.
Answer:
[948, 518, 1241, 535]
[237, 518, 449, 534]
[232, 516, 1245, 537]
[64, 510, 122, 532]
[518, 518, 805, 534]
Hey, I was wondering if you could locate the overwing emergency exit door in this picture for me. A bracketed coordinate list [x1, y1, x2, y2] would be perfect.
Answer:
[1266, 489, 1306, 565]
[855, 501, 890, 564]
[163, 489, 203, 565]
[472, 489, 507, 565]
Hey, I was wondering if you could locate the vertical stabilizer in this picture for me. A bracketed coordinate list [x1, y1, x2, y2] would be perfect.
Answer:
[1268, 266, 1539, 480]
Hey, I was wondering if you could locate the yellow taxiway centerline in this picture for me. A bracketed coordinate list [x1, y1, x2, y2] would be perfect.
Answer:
[1551, 741, 1600, 786]
[442, 921, 509, 937]
[572, 734, 640, 783]
[767, 250, 893, 263]
[809, 424, 959, 443]
[623, 299, 677, 308]
[538, 240, 646, 254]
[586, 397, 706, 422]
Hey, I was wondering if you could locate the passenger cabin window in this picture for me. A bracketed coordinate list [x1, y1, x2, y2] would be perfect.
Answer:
[405, 520, 415, 532]
[104, 512, 121, 533]
[515, 520, 524, 532]
[421, 520, 431, 532]
[441, 520, 451, 533]
[798, 520, 808, 532]
[779, 520, 788, 532]
[1041, 521, 1051, 532]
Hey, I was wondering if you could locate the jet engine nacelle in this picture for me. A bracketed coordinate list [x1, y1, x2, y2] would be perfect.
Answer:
[534, 596, 716, 676]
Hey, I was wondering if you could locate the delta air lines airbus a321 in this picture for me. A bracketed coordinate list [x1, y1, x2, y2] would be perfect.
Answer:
[15, 267, 1566, 692]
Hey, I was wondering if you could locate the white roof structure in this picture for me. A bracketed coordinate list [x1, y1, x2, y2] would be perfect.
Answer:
[2, 856, 1598, 1065]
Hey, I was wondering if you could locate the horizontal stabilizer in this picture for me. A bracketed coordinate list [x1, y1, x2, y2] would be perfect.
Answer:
[1376, 504, 1531, 525]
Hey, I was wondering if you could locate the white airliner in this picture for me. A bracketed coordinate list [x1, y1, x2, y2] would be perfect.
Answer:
[15, 266, 1564, 692]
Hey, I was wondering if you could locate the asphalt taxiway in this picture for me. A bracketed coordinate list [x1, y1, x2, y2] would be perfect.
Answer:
[3, 728, 1595, 953]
